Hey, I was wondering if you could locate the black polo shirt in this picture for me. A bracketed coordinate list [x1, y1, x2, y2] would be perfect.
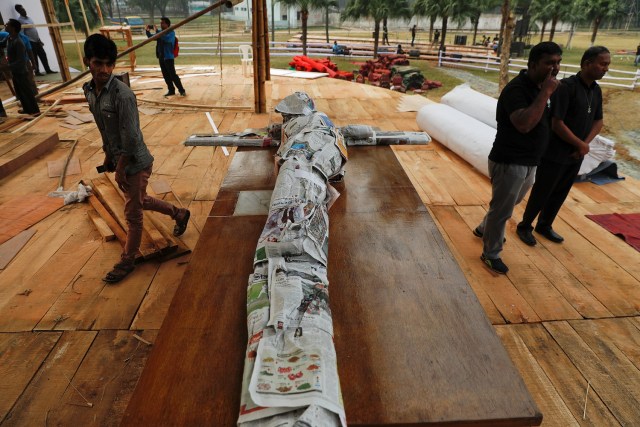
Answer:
[489, 69, 551, 166]
[543, 73, 603, 164]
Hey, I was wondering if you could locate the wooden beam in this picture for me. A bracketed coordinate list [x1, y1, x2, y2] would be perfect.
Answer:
[40, 0, 71, 81]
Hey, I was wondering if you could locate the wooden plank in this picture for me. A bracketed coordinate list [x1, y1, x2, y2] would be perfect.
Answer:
[91, 176, 158, 259]
[87, 210, 116, 241]
[104, 172, 170, 254]
[535, 214, 640, 316]
[0, 133, 36, 157]
[430, 205, 541, 323]
[0, 332, 61, 422]
[47, 158, 81, 177]
[0, 132, 59, 179]
[570, 319, 640, 402]
[513, 323, 620, 426]
[0, 210, 78, 311]
[124, 147, 541, 426]
[495, 326, 579, 426]
[87, 193, 127, 244]
[545, 321, 640, 424]
[130, 255, 190, 330]
[0, 229, 36, 270]
[0, 195, 64, 245]
[1, 331, 97, 427]
[563, 203, 640, 283]
[0, 225, 100, 332]
[45, 330, 157, 425]
[458, 204, 611, 320]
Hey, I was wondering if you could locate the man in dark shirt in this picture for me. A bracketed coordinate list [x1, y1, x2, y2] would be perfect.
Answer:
[146, 17, 185, 97]
[15, 4, 55, 75]
[5, 19, 39, 115]
[83, 34, 190, 283]
[517, 46, 610, 245]
[474, 41, 562, 274]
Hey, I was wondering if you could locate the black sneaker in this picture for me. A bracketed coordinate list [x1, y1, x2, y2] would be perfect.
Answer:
[164, 91, 176, 97]
[179, 91, 186, 96]
[480, 254, 509, 274]
[516, 227, 537, 246]
[35, 71, 44, 76]
[473, 227, 506, 243]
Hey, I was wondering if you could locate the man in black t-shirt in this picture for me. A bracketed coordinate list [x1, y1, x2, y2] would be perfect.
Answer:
[517, 46, 610, 246]
[474, 42, 562, 274]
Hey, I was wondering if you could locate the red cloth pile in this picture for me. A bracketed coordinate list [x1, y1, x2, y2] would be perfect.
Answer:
[358, 55, 409, 77]
[586, 213, 640, 252]
[289, 56, 354, 80]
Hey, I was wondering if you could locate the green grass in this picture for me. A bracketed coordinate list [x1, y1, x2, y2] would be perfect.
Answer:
[64, 25, 639, 97]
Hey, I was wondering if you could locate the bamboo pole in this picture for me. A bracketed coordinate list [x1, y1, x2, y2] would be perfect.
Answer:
[95, 0, 105, 27]
[78, 0, 92, 36]
[63, 0, 85, 71]
[263, 0, 270, 81]
[36, 0, 241, 101]
[11, 99, 61, 134]
[40, 0, 71, 81]
[137, 97, 251, 111]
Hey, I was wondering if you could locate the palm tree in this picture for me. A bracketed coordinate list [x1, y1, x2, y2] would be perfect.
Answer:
[316, 0, 338, 43]
[277, 0, 321, 56]
[342, 0, 411, 59]
[574, 0, 625, 45]
[413, 0, 439, 42]
[467, 0, 502, 45]
[530, 0, 572, 42]
[414, 0, 467, 52]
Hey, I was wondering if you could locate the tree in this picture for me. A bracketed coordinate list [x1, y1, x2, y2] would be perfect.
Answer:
[277, 0, 322, 56]
[574, 0, 624, 45]
[414, 0, 467, 52]
[342, 0, 411, 59]
[55, 0, 101, 35]
[530, 0, 572, 42]
[467, 0, 502, 45]
[315, 0, 338, 43]
[413, 0, 439, 42]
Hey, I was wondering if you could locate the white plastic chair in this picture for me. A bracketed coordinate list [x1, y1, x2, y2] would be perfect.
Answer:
[239, 44, 253, 77]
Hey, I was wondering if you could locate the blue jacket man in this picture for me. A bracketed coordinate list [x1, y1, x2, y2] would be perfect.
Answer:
[146, 17, 185, 96]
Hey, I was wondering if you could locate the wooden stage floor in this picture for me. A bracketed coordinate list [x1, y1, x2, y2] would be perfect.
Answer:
[1, 67, 639, 425]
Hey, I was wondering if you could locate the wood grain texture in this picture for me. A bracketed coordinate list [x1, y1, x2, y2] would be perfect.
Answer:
[0, 133, 59, 179]
[124, 146, 540, 426]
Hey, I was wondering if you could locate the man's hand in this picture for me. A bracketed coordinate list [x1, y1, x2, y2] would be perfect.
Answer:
[541, 71, 560, 97]
[116, 163, 129, 193]
[578, 141, 590, 156]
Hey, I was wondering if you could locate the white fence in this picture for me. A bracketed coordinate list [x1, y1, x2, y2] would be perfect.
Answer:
[438, 50, 640, 90]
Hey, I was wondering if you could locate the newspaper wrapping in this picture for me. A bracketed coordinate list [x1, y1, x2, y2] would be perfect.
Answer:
[238, 93, 347, 426]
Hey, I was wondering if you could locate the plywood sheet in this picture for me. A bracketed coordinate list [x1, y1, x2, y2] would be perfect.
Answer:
[0, 195, 64, 245]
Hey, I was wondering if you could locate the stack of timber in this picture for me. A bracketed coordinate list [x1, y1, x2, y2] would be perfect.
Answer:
[89, 174, 190, 262]
[0, 133, 59, 179]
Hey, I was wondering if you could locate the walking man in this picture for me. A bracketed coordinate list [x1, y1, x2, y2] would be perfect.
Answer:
[516, 46, 610, 246]
[15, 4, 55, 76]
[82, 34, 190, 283]
[5, 20, 39, 115]
[146, 17, 185, 97]
[410, 25, 417, 46]
[474, 42, 562, 274]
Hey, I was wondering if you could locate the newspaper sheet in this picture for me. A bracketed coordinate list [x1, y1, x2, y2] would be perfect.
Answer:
[249, 328, 346, 426]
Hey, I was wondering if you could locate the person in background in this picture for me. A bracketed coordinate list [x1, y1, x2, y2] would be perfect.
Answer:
[516, 46, 610, 246]
[146, 17, 185, 97]
[82, 34, 190, 283]
[410, 25, 417, 46]
[434, 28, 440, 44]
[634, 43, 640, 66]
[15, 4, 56, 76]
[382, 25, 389, 45]
[396, 44, 405, 55]
[5, 20, 39, 115]
[473, 42, 562, 274]
[1, 28, 38, 95]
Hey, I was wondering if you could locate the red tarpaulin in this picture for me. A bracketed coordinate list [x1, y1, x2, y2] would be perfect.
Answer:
[586, 213, 640, 252]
